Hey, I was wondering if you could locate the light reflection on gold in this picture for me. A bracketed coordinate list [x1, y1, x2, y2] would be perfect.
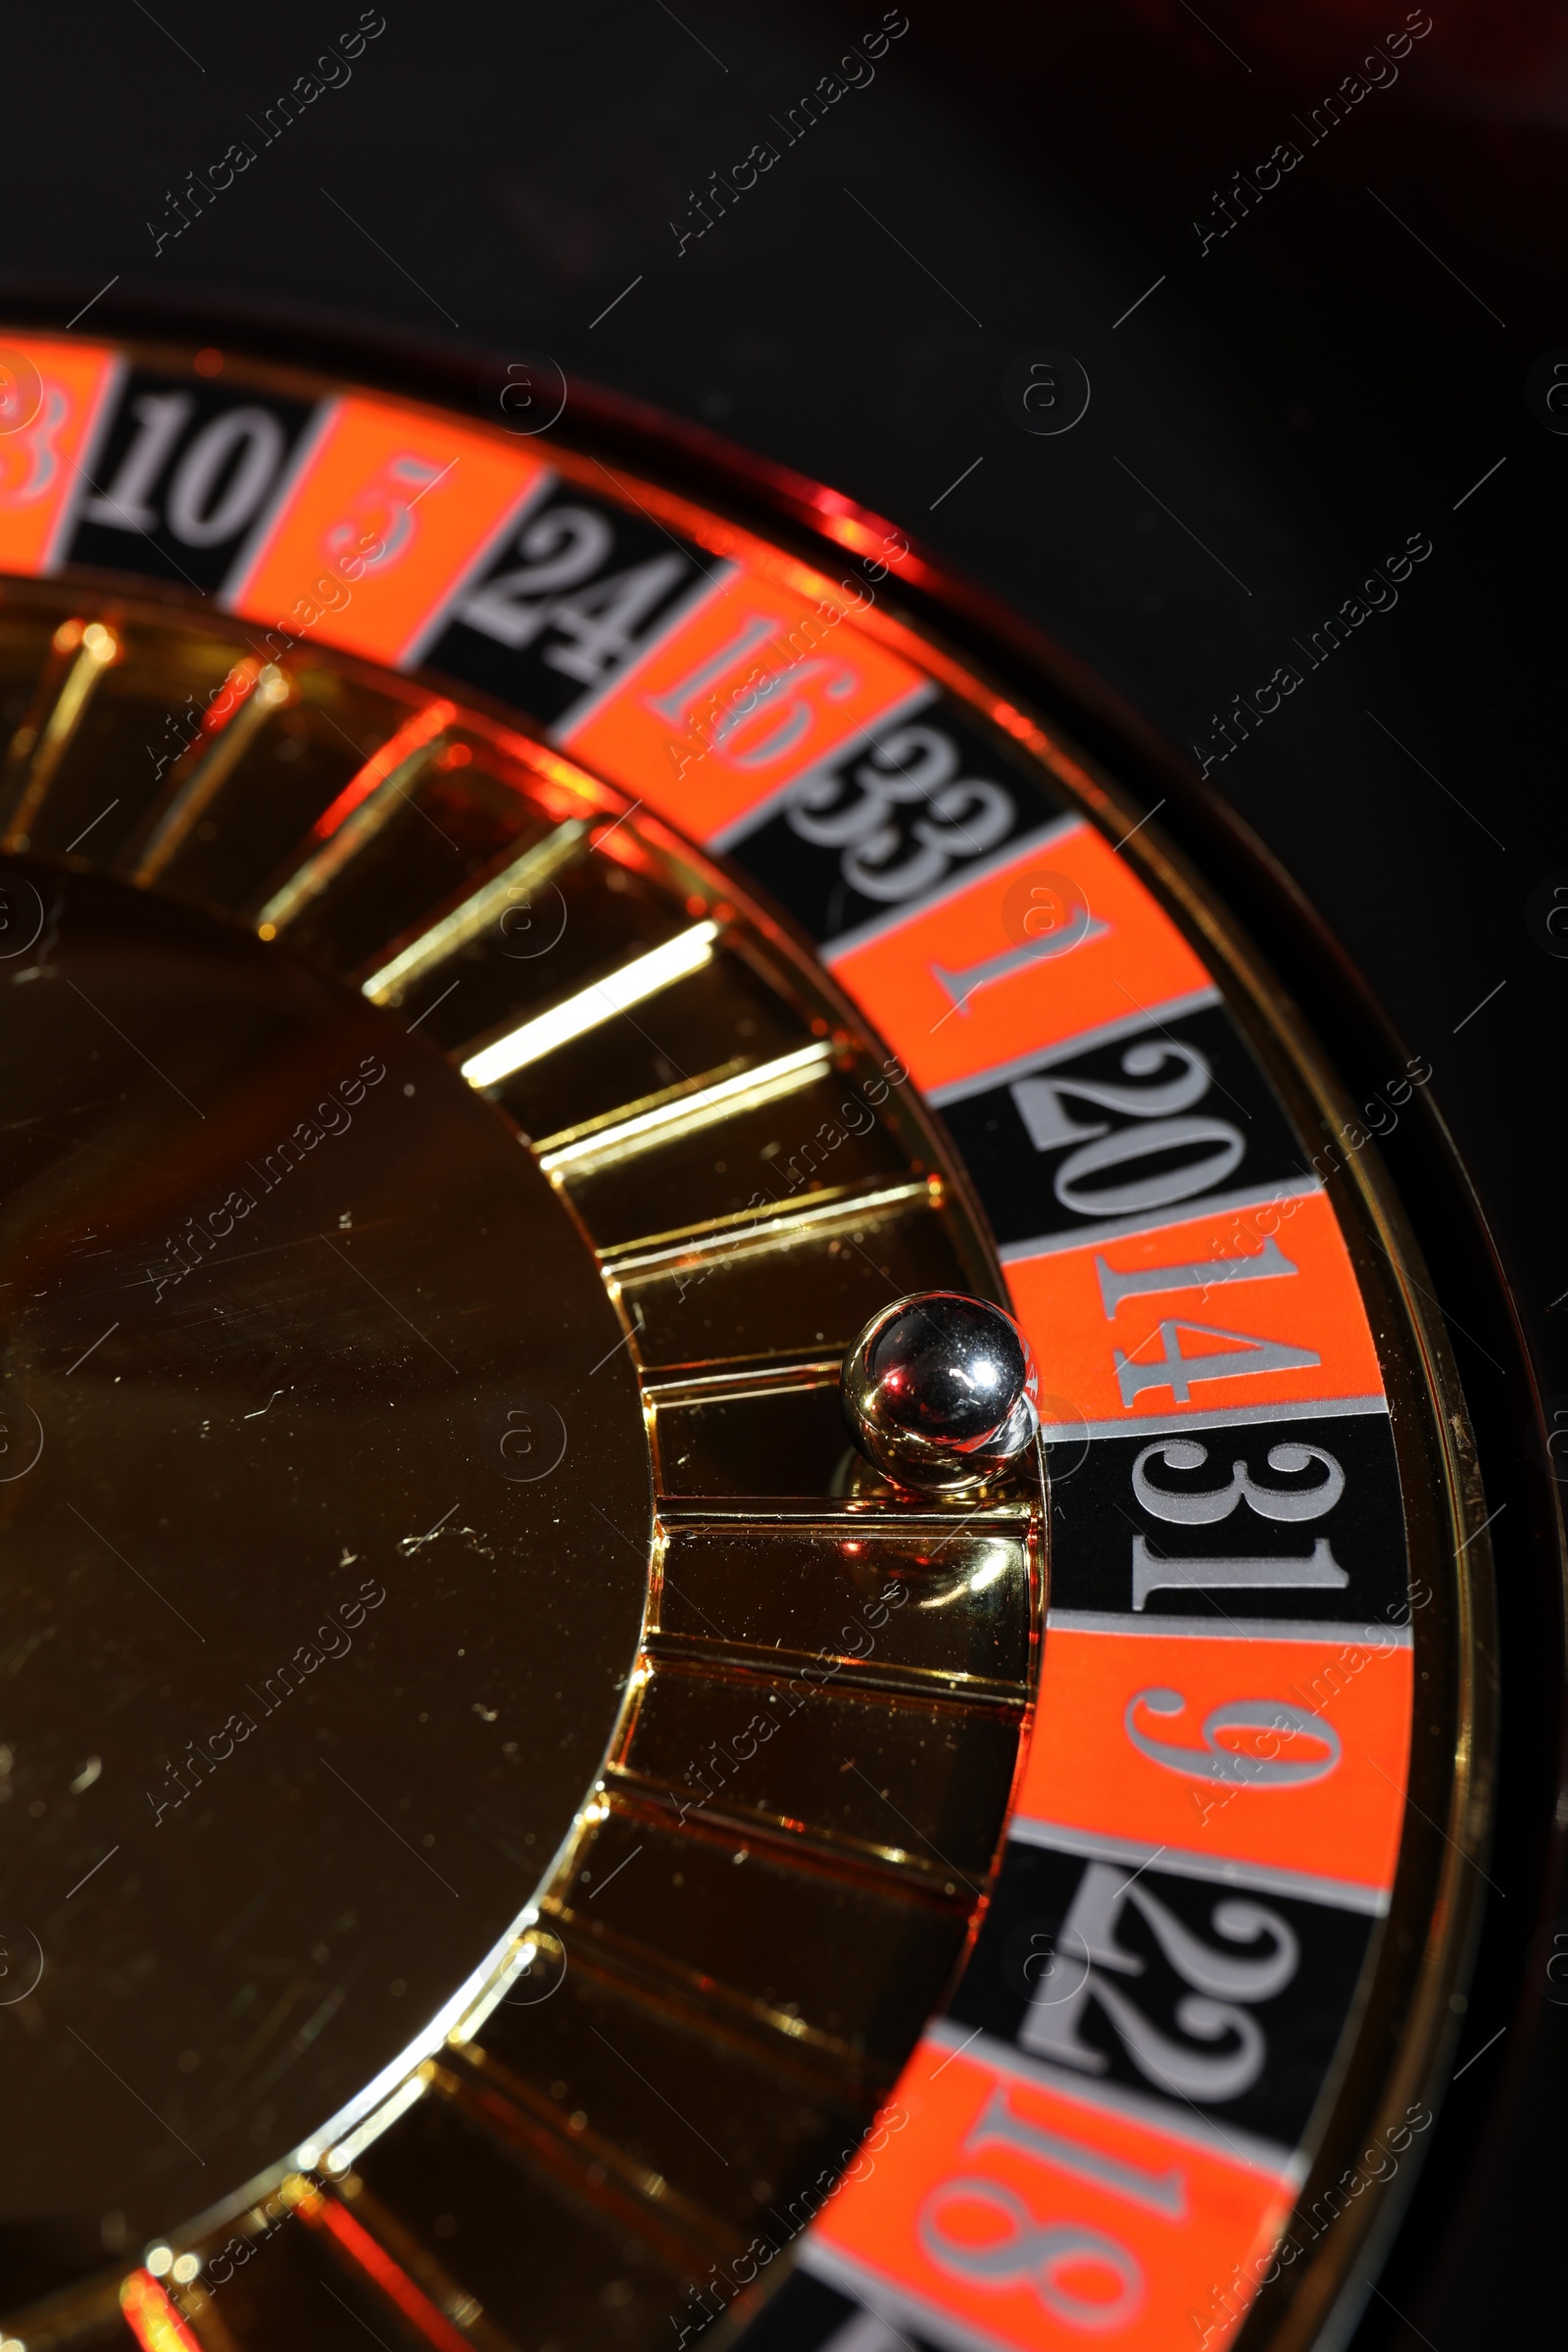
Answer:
[462, 919, 719, 1087]
[360, 818, 588, 1004]
[323, 2067, 430, 2174]
[120, 2266, 202, 2352]
[913, 1542, 1018, 1608]
[605, 1172, 936, 1273]
[1, 617, 119, 851]
[531, 1056, 752, 1156]
[641, 1353, 843, 1407]
[541, 1040, 833, 1174]
[132, 663, 293, 883]
[257, 701, 454, 931]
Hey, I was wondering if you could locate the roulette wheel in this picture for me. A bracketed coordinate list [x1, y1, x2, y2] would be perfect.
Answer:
[0, 322, 1497, 2352]
[1, 6, 1562, 2352]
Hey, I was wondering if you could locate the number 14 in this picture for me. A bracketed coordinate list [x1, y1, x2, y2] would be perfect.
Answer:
[1097, 1237, 1320, 1409]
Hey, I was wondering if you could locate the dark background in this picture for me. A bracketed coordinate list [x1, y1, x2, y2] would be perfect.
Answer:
[8, 0, 1565, 2338]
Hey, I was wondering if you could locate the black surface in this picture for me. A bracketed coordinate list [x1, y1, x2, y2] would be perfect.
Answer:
[1048, 1408, 1409, 1628]
[420, 475, 711, 728]
[62, 365, 318, 593]
[9, 0, 1566, 2339]
[950, 1841, 1375, 2153]
[724, 690, 1070, 946]
[932, 997, 1311, 1252]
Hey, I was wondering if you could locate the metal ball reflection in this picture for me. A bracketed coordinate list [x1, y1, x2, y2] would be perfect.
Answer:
[841, 1291, 1041, 1494]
